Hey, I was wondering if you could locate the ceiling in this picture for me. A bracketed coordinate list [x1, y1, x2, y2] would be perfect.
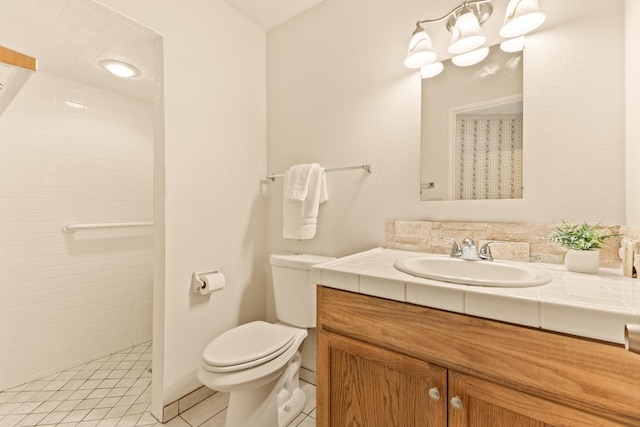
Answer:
[222, 0, 325, 30]
[0, 0, 158, 102]
[0, 0, 323, 104]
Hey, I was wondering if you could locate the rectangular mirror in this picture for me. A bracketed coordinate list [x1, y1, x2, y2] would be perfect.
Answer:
[421, 44, 523, 201]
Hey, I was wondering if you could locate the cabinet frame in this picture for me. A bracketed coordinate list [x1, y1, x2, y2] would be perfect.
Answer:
[317, 286, 640, 426]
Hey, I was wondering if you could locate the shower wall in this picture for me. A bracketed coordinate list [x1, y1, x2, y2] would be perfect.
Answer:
[0, 72, 153, 391]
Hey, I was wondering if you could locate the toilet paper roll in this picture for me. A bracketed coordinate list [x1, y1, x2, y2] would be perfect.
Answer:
[198, 272, 225, 295]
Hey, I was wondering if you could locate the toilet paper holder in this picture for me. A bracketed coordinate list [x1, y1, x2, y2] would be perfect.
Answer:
[191, 269, 223, 294]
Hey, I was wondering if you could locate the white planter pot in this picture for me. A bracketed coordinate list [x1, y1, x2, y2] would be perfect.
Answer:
[565, 249, 600, 274]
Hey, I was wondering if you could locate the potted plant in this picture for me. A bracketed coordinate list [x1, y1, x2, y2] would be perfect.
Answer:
[548, 221, 619, 273]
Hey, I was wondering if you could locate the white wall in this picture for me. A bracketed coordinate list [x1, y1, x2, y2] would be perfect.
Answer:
[0, 72, 153, 391]
[266, 0, 626, 353]
[95, 0, 268, 414]
[267, 0, 625, 257]
[626, 0, 640, 227]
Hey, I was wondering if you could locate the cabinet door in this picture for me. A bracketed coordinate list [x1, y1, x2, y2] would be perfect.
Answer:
[448, 371, 623, 427]
[317, 330, 447, 427]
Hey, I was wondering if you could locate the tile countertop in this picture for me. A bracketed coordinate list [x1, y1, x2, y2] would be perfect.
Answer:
[310, 247, 640, 345]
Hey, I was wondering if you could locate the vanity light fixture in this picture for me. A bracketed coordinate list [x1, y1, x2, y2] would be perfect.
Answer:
[98, 59, 141, 78]
[405, 0, 545, 77]
[420, 61, 445, 79]
[500, 0, 546, 38]
[500, 35, 526, 52]
[451, 46, 490, 66]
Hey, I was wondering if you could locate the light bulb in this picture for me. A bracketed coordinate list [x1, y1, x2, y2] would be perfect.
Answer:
[452, 47, 490, 67]
[421, 62, 444, 79]
[99, 59, 141, 78]
[500, 36, 525, 52]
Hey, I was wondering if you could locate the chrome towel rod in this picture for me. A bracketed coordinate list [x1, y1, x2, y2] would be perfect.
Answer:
[62, 221, 154, 233]
[267, 163, 372, 182]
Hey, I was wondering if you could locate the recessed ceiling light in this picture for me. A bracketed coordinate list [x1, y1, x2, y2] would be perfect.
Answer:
[98, 59, 141, 78]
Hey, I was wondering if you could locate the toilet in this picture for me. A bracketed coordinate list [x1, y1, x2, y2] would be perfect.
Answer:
[197, 253, 335, 427]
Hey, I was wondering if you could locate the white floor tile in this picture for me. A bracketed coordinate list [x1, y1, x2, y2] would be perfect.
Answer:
[179, 392, 229, 427]
[0, 343, 315, 427]
[0, 343, 152, 427]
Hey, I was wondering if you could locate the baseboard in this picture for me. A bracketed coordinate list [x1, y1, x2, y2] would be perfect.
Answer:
[299, 367, 316, 385]
[162, 385, 216, 423]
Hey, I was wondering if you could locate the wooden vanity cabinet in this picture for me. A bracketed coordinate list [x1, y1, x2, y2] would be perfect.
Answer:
[317, 286, 640, 427]
[321, 330, 446, 426]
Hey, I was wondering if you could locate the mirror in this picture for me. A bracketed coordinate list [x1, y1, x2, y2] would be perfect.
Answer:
[420, 45, 523, 201]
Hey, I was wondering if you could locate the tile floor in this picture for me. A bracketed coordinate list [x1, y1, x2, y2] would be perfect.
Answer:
[0, 342, 317, 427]
[0, 343, 154, 427]
[159, 381, 316, 427]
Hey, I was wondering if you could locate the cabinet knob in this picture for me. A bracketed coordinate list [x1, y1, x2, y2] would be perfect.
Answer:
[428, 387, 441, 401]
[450, 396, 464, 410]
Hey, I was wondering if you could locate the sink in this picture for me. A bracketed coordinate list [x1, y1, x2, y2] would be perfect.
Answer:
[393, 257, 552, 287]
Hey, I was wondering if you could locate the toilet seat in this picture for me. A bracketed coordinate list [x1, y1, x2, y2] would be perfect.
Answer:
[202, 321, 297, 373]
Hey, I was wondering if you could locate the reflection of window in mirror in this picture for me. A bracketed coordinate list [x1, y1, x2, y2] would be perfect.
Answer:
[452, 98, 522, 200]
[421, 45, 523, 201]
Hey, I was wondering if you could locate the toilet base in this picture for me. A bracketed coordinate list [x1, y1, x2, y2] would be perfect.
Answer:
[224, 352, 306, 427]
[278, 387, 305, 426]
[277, 351, 305, 426]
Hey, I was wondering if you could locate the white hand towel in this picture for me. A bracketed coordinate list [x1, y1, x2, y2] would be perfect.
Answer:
[283, 163, 313, 201]
[283, 163, 328, 239]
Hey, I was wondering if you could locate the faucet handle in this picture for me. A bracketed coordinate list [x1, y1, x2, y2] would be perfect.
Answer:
[441, 238, 462, 258]
[478, 241, 504, 261]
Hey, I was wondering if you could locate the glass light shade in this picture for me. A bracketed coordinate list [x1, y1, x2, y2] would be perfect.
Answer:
[451, 47, 490, 67]
[448, 11, 486, 55]
[500, 0, 546, 38]
[420, 62, 444, 79]
[500, 36, 525, 52]
[98, 59, 141, 78]
[404, 27, 437, 68]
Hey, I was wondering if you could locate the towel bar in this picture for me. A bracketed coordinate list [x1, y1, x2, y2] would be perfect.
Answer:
[267, 163, 372, 181]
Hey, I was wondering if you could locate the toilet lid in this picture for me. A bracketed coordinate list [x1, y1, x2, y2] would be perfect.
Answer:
[202, 321, 296, 373]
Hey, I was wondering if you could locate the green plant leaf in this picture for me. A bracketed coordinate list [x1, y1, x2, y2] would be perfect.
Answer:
[548, 221, 619, 251]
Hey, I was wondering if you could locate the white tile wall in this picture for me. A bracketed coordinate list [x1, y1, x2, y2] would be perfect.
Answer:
[0, 71, 153, 391]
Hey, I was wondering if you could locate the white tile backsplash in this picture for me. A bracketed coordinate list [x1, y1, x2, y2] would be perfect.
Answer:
[0, 72, 153, 391]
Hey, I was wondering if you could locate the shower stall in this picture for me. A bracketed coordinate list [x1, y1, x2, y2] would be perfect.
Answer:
[0, 0, 160, 392]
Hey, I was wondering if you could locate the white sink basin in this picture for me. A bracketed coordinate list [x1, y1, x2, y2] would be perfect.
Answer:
[393, 257, 552, 287]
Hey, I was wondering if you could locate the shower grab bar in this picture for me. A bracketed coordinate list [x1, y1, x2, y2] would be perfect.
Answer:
[267, 163, 372, 181]
[62, 221, 154, 233]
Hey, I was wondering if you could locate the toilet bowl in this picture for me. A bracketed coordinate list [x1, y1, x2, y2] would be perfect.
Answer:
[198, 321, 307, 427]
[197, 253, 335, 427]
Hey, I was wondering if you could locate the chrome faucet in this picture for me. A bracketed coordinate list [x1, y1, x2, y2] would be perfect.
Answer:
[442, 238, 503, 261]
[461, 238, 479, 261]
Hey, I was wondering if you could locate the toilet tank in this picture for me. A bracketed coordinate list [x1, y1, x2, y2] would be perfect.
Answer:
[270, 253, 335, 328]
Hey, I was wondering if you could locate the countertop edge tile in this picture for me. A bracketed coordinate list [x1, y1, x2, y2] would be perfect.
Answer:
[540, 301, 640, 344]
[465, 291, 541, 327]
[314, 247, 640, 344]
[359, 275, 406, 302]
